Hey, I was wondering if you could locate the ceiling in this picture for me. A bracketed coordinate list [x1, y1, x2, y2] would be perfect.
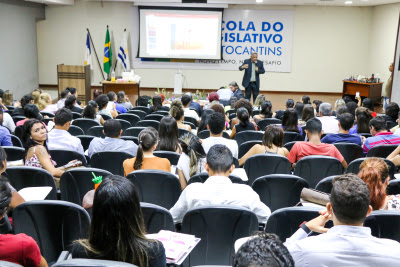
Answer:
[25, 0, 400, 6]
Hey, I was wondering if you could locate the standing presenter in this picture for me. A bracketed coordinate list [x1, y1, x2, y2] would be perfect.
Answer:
[239, 52, 265, 103]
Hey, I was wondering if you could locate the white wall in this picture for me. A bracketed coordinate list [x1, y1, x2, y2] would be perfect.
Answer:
[38, 1, 385, 93]
[0, 0, 44, 99]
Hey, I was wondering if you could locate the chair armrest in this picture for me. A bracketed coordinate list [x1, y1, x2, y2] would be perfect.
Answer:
[56, 251, 70, 263]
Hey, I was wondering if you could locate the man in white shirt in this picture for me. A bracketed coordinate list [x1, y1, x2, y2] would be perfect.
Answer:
[284, 173, 400, 267]
[181, 94, 200, 122]
[202, 112, 238, 158]
[2, 112, 15, 133]
[56, 89, 71, 110]
[47, 108, 84, 155]
[317, 102, 339, 134]
[170, 144, 270, 223]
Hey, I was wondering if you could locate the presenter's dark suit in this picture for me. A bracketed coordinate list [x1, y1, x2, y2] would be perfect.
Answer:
[239, 59, 265, 102]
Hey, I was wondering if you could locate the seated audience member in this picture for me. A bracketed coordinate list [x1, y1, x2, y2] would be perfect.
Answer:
[184, 93, 203, 117]
[312, 99, 322, 116]
[275, 99, 294, 120]
[202, 113, 238, 158]
[334, 99, 346, 111]
[230, 107, 256, 139]
[72, 175, 166, 267]
[387, 143, 400, 166]
[230, 99, 256, 129]
[123, 127, 170, 175]
[253, 100, 273, 124]
[56, 89, 71, 110]
[107, 91, 126, 114]
[207, 92, 220, 108]
[335, 105, 348, 119]
[359, 157, 400, 210]
[38, 93, 57, 114]
[299, 104, 315, 126]
[66, 87, 82, 107]
[181, 94, 200, 122]
[96, 94, 117, 119]
[158, 93, 170, 108]
[217, 86, 233, 106]
[170, 100, 191, 131]
[92, 89, 102, 101]
[383, 102, 399, 130]
[233, 233, 294, 267]
[117, 91, 133, 110]
[2, 90, 14, 107]
[317, 103, 339, 133]
[12, 94, 34, 117]
[0, 179, 48, 267]
[302, 95, 311, 105]
[2, 108, 15, 133]
[357, 97, 377, 117]
[346, 101, 358, 117]
[284, 174, 400, 266]
[210, 103, 230, 129]
[321, 113, 362, 146]
[253, 94, 266, 110]
[170, 144, 271, 223]
[197, 109, 215, 135]
[343, 95, 353, 104]
[363, 116, 400, 154]
[64, 95, 83, 114]
[82, 100, 104, 125]
[294, 102, 304, 120]
[31, 89, 42, 106]
[88, 119, 138, 158]
[281, 108, 302, 135]
[288, 118, 347, 169]
[0, 109, 12, 146]
[16, 104, 43, 127]
[177, 134, 206, 189]
[349, 107, 373, 134]
[229, 81, 244, 100]
[156, 116, 182, 153]
[47, 109, 84, 154]
[239, 125, 289, 166]
[150, 94, 169, 113]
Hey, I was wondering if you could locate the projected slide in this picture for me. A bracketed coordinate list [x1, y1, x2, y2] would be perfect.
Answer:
[139, 8, 222, 60]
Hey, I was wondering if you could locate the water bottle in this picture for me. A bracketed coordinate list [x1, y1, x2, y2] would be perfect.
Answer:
[111, 69, 116, 82]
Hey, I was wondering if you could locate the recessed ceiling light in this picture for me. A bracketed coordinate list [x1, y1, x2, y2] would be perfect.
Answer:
[345, 1, 353, 4]
[256, 0, 263, 3]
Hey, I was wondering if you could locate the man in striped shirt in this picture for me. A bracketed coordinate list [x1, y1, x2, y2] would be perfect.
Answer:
[363, 116, 400, 153]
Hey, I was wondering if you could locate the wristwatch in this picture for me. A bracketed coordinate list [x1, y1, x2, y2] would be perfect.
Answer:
[300, 221, 312, 235]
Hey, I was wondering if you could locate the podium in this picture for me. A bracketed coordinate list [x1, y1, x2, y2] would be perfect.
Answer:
[342, 80, 383, 104]
[102, 81, 140, 105]
[57, 64, 91, 104]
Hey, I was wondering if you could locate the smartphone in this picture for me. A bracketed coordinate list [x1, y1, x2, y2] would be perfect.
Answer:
[63, 160, 82, 169]
[356, 92, 360, 98]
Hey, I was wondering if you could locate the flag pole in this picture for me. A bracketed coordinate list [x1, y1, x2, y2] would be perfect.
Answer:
[113, 28, 126, 71]
[87, 28, 105, 81]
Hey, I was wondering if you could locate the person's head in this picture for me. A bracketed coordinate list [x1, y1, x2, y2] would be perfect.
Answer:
[107, 91, 117, 102]
[82, 101, 99, 119]
[159, 93, 165, 103]
[197, 109, 215, 134]
[134, 127, 159, 170]
[210, 103, 225, 116]
[20, 94, 34, 108]
[304, 118, 322, 137]
[334, 99, 346, 110]
[263, 125, 284, 149]
[117, 91, 126, 104]
[312, 100, 322, 113]
[329, 174, 371, 225]
[301, 104, 315, 122]
[31, 89, 42, 105]
[386, 102, 399, 120]
[234, 99, 253, 116]
[181, 94, 191, 107]
[0, 179, 12, 220]
[208, 112, 225, 135]
[37, 93, 52, 111]
[0, 147, 7, 175]
[355, 107, 373, 134]
[229, 81, 239, 92]
[0, 89, 4, 99]
[336, 106, 348, 119]
[157, 116, 179, 152]
[64, 95, 77, 110]
[205, 144, 234, 176]
[2, 90, 13, 106]
[24, 103, 42, 120]
[152, 95, 162, 108]
[343, 95, 353, 104]
[285, 99, 294, 109]
[66, 87, 77, 97]
[103, 119, 122, 138]
[61, 89, 70, 99]
[251, 52, 258, 63]
[254, 94, 266, 107]
[233, 232, 294, 267]
[54, 108, 73, 129]
[389, 62, 394, 72]
[282, 108, 299, 133]
[21, 119, 48, 155]
[346, 101, 358, 117]
[170, 100, 185, 122]
[319, 103, 333, 117]
[93, 89, 102, 100]
[302, 95, 311, 105]
[237, 107, 250, 126]
[208, 92, 219, 103]
[338, 113, 354, 132]
[179, 133, 206, 177]
[369, 116, 387, 136]
[358, 158, 390, 210]
[83, 175, 150, 265]
[260, 100, 273, 118]
[362, 98, 374, 111]
[95, 94, 109, 110]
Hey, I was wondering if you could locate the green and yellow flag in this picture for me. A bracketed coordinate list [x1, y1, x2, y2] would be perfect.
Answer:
[104, 28, 112, 74]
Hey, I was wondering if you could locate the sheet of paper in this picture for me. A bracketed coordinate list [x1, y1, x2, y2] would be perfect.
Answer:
[18, 186, 52, 202]
[232, 168, 248, 182]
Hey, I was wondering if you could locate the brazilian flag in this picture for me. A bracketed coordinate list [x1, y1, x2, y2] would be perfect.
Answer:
[104, 28, 112, 74]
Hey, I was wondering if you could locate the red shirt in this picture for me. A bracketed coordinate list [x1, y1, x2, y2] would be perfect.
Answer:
[0, 234, 41, 267]
[287, 142, 344, 164]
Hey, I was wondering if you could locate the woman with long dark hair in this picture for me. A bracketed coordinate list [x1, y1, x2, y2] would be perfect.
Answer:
[197, 109, 215, 135]
[96, 94, 117, 119]
[170, 100, 191, 131]
[282, 108, 302, 134]
[300, 104, 315, 126]
[150, 95, 169, 113]
[82, 101, 104, 125]
[253, 100, 273, 123]
[123, 127, 171, 175]
[73, 175, 166, 266]
[156, 116, 182, 153]
[16, 104, 43, 127]
[349, 107, 373, 134]
[230, 107, 256, 139]
[64, 95, 83, 113]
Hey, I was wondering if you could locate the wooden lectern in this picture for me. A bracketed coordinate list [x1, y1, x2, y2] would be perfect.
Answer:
[342, 80, 383, 104]
[57, 64, 91, 104]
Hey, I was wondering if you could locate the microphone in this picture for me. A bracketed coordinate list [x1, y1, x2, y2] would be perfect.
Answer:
[255, 61, 258, 64]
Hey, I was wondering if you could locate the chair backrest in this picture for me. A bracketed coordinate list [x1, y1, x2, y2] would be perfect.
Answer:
[72, 119, 100, 134]
[76, 135, 95, 151]
[71, 112, 82, 119]
[126, 170, 181, 209]
[183, 121, 196, 130]
[120, 136, 139, 145]
[140, 202, 175, 234]
[153, 110, 170, 116]
[244, 154, 291, 186]
[314, 175, 337, 194]
[184, 116, 198, 127]
[136, 120, 160, 129]
[132, 106, 150, 114]
[360, 133, 372, 138]
[228, 113, 236, 121]
[179, 128, 195, 138]
[283, 131, 304, 144]
[122, 127, 146, 137]
[153, 151, 181, 166]
[257, 118, 282, 131]
[187, 172, 245, 185]
[252, 174, 309, 212]
[347, 158, 396, 180]
[3, 147, 25, 161]
[366, 145, 399, 158]
[91, 151, 133, 176]
[53, 259, 137, 267]
[283, 141, 298, 152]
[67, 125, 84, 136]
[226, 109, 235, 116]
[14, 125, 23, 140]
[252, 109, 260, 116]
[49, 149, 87, 166]
[387, 179, 400, 195]
[181, 205, 258, 266]
[13, 201, 90, 263]
[144, 114, 164, 122]
[364, 210, 400, 242]
[11, 134, 23, 147]
[115, 119, 131, 131]
[40, 111, 55, 118]
[294, 156, 343, 188]
[5, 166, 57, 200]
[238, 140, 262, 159]
[12, 116, 25, 124]
[333, 143, 364, 165]
[117, 113, 141, 126]
[127, 109, 147, 119]
[87, 126, 105, 138]
[234, 131, 264, 147]
[60, 168, 113, 206]
[100, 114, 112, 121]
